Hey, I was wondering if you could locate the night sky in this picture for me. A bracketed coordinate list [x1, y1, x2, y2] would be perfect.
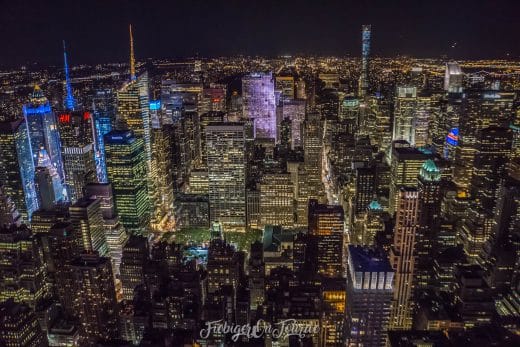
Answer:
[1, 0, 519, 67]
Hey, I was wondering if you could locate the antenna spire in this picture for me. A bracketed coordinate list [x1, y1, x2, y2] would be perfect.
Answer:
[129, 24, 136, 81]
[63, 40, 76, 110]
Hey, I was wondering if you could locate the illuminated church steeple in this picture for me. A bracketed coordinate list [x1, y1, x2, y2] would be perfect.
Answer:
[63, 40, 76, 110]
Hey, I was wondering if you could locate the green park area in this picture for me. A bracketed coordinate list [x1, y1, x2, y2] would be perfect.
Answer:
[160, 227, 263, 252]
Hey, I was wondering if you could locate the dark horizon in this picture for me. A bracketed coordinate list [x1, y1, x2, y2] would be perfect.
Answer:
[1, 0, 519, 67]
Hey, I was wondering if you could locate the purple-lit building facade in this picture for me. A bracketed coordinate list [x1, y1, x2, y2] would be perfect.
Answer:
[242, 72, 277, 141]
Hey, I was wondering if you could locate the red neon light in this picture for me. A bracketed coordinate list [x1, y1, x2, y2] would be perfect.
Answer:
[83, 112, 91, 120]
[59, 113, 71, 123]
[212, 98, 221, 103]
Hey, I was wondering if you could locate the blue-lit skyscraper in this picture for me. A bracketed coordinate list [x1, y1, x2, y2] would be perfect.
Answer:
[23, 86, 64, 181]
[92, 89, 116, 183]
[358, 24, 371, 98]
[0, 119, 38, 221]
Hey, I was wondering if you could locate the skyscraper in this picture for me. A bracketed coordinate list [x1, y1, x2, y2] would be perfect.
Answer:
[358, 24, 371, 98]
[69, 197, 109, 256]
[242, 72, 277, 140]
[92, 88, 116, 183]
[0, 224, 48, 308]
[259, 172, 294, 228]
[23, 85, 64, 180]
[69, 253, 119, 343]
[206, 123, 246, 231]
[308, 199, 345, 278]
[57, 110, 97, 202]
[120, 235, 149, 300]
[415, 160, 442, 290]
[346, 245, 394, 347]
[390, 187, 419, 330]
[444, 61, 463, 93]
[104, 130, 150, 235]
[0, 299, 48, 347]
[0, 119, 38, 221]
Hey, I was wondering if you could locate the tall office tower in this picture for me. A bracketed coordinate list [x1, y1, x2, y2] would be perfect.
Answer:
[23, 85, 64, 179]
[275, 75, 295, 100]
[359, 200, 385, 245]
[415, 160, 442, 291]
[46, 222, 80, 315]
[117, 73, 151, 163]
[432, 93, 463, 156]
[389, 141, 431, 214]
[358, 24, 371, 98]
[320, 279, 347, 346]
[454, 90, 514, 191]
[470, 127, 513, 212]
[92, 88, 117, 183]
[281, 99, 306, 148]
[444, 61, 463, 93]
[0, 119, 38, 221]
[70, 253, 118, 343]
[369, 93, 393, 151]
[348, 166, 376, 241]
[259, 172, 294, 228]
[414, 92, 433, 147]
[35, 149, 65, 210]
[200, 84, 227, 114]
[339, 96, 360, 135]
[279, 117, 292, 152]
[57, 111, 97, 202]
[346, 246, 394, 347]
[0, 224, 48, 308]
[206, 123, 246, 231]
[120, 235, 149, 300]
[150, 115, 174, 231]
[0, 299, 48, 347]
[392, 87, 417, 145]
[308, 199, 344, 278]
[207, 237, 241, 294]
[84, 183, 128, 275]
[389, 187, 419, 330]
[0, 184, 21, 227]
[69, 197, 109, 256]
[242, 72, 277, 140]
[482, 175, 520, 294]
[104, 130, 150, 235]
[297, 112, 325, 226]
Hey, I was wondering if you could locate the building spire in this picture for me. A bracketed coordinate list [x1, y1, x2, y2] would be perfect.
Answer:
[129, 24, 136, 81]
[63, 40, 76, 110]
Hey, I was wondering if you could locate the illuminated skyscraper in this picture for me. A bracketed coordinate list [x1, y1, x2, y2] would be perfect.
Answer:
[454, 91, 514, 191]
[390, 187, 419, 330]
[0, 299, 48, 347]
[104, 130, 150, 235]
[275, 75, 295, 100]
[392, 86, 433, 146]
[444, 61, 463, 93]
[57, 111, 97, 202]
[35, 148, 65, 210]
[358, 24, 371, 97]
[415, 160, 442, 290]
[206, 123, 246, 231]
[69, 253, 119, 343]
[308, 199, 344, 278]
[346, 245, 394, 347]
[280, 99, 306, 148]
[389, 141, 431, 214]
[259, 172, 294, 228]
[92, 88, 116, 183]
[69, 197, 109, 256]
[23, 85, 64, 180]
[117, 73, 151, 164]
[242, 72, 276, 140]
[84, 183, 128, 276]
[120, 235, 149, 300]
[0, 119, 38, 221]
[0, 224, 48, 308]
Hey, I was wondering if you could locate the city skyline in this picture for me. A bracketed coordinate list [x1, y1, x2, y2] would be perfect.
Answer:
[1, 3, 520, 346]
